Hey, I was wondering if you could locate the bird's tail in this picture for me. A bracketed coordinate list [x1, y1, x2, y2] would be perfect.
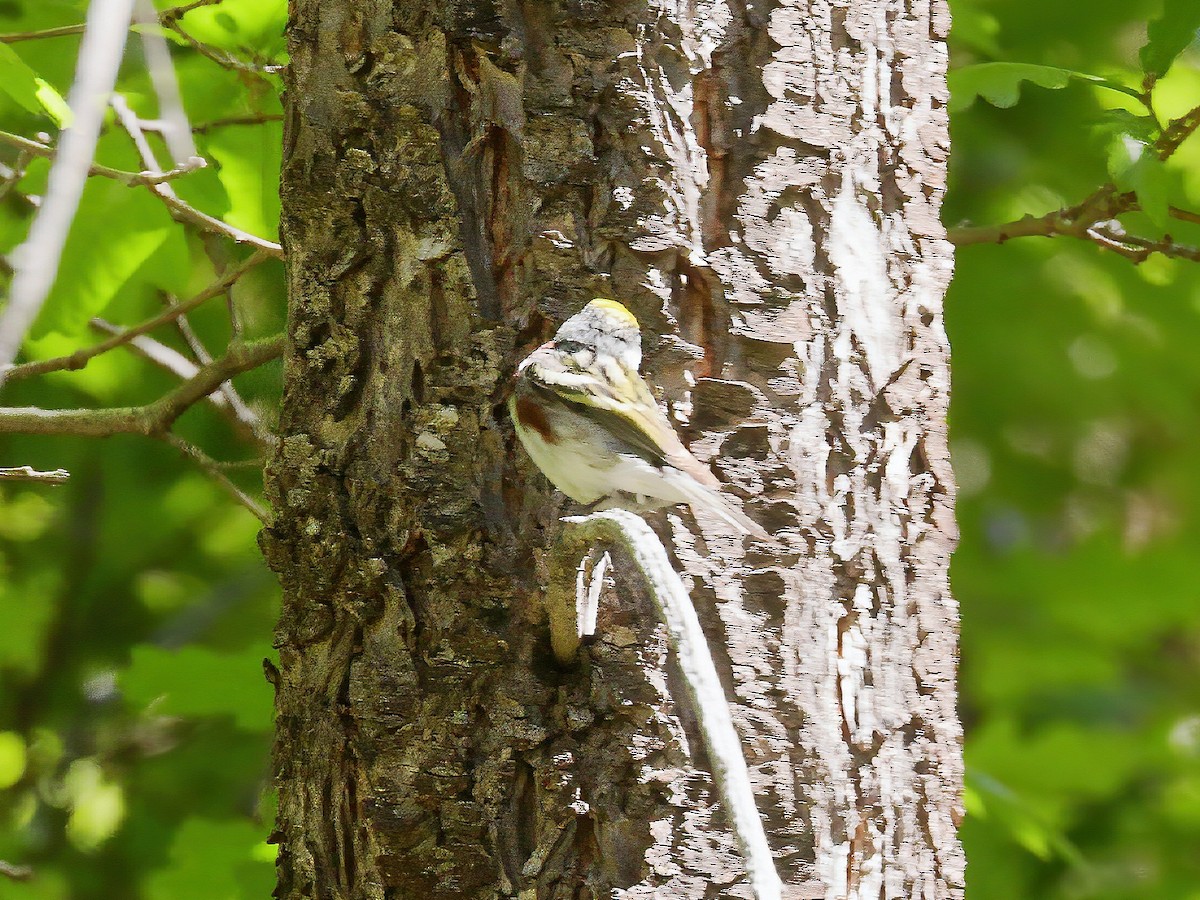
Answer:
[661, 469, 776, 544]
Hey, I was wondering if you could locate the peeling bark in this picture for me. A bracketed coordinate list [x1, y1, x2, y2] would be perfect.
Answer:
[264, 2, 961, 899]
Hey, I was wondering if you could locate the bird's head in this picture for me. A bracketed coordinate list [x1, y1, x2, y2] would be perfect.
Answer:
[550, 298, 642, 370]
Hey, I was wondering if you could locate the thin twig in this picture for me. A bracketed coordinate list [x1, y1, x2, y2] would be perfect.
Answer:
[0, 334, 284, 438]
[1158, 103, 1200, 160]
[0, 130, 281, 255]
[0, 0, 138, 386]
[89, 317, 216, 392]
[133, 0, 198, 165]
[108, 92, 262, 438]
[210, 456, 264, 470]
[0, 130, 205, 185]
[165, 301, 262, 437]
[2, 250, 269, 381]
[0, 148, 32, 201]
[190, 113, 283, 134]
[0, 24, 86, 43]
[0, 1, 221, 44]
[161, 433, 268, 521]
[952, 104, 1200, 257]
[111, 94, 183, 199]
[158, 0, 225, 24]
[1090, 222, 1200, 263]
[0, 860, 32, 881]
[0, 466, 70, 484]
[1168, 206, 1200, 225]
[158, 191, 283, 255]
[157, 2, 283, 81]
[100, 299, 268, 446]
[88, 316, 271, 448]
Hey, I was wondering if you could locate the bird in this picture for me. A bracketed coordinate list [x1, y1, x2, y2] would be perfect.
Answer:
[509, 298, 772, 542]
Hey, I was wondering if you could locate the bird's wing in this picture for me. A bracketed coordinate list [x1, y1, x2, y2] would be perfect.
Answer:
[526, 356, 722, 489]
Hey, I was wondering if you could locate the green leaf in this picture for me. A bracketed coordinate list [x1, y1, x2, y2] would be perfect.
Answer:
[164, 0, 287, 59]
[0, 44, 71, 125]
[1140, 0, 1200, 79]
[950, 5, 1001, 58]
[204, 120, 282, 241]
[0, 732, 27, 790]
[0, 568, 62, 678]
[30, 179, 175, 338]
[949, 62, 1140, 113]
[121, 644, 273, 731]
[143, 818, 274, 900]
[1112, 146, 1172, 228]
[63, 759, 126, 851]
[967, 769, 1082, 864]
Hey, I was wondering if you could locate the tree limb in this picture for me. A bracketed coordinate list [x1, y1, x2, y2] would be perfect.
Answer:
[0, 24, 86, 43]
[190, 113, 283, 134]
[0, 132, 206, 185]
[161, 433, 268, 521]
[0, 335, 284, 438]
[1, 249, 270, 382]
[0, 130, 282, 256]
[1158, 103, 1200, 160]
[949, 190, 1200, 261]
[950, 104, 1200, 257]
[0, 0, 138, 382]
[0, 861, 32, 881]
[0, 466, 70, 485]
[557, 510, 784, 900]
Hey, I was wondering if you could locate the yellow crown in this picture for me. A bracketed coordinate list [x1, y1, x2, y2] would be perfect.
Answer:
[587, 298, 639, 327]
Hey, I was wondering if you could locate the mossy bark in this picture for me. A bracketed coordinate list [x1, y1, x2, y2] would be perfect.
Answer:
[263, 2, 962, 898]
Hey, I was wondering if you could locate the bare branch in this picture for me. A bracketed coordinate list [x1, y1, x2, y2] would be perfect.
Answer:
[190, 113, 283, 134]
[1158, 103, 1200, 160]
[1, 250, 270, 382]
[111, 94, 188, 199]
[90, 312, 270, 448]
[0, 466, 70, 485]
[0, 334, 284, 438]
[952, 104, 1200, 257]
[0, 0, 138, 385]
[161, 433, 268, 522]
[1167, 206, 1200, 226]
[0, 0, 223, 43]
[157, 1, 283, 80]
[560, 510, 784, 900]
[158, 0, 225, 24]
[947, 187, 1121, 247]
[0, 146, 32, 201]
[133, 0, 199, 165]
[89, 317, 212, 387]
[0, 130, 281, 255]
[0, 131, 205, 187]
[0, 24, 86, 43]
[1089, 222, 1200, 263]
[0, 861, 32, 881]
[164, 300, 264, 437]
[947, 210, 1070, 246]
[100, 96, 270, 449]
[159, 192, 283, 255]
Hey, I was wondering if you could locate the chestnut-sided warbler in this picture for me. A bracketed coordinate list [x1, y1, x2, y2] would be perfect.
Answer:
[509, 299, 772, 542]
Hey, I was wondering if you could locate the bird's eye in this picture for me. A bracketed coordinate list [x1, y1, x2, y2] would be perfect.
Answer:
[556, 340, 586, 354]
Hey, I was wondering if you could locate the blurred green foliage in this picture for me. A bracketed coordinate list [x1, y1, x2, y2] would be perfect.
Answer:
[949, 0, 1200, 896]
[0, 0, 285, 897]
[0, 0, 1197, 897]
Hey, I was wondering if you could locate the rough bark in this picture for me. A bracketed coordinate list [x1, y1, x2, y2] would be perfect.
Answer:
[263, 1, 961, 899]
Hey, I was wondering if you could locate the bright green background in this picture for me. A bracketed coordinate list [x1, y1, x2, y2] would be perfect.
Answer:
[1, 0, 1198, 897]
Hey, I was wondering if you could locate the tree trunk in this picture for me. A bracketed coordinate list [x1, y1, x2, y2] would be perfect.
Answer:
[263, 1, 962, 898]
